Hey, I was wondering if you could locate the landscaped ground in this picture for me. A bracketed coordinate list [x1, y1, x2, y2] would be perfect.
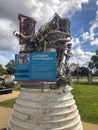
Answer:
[0, 91, 20, 130]
[0, 87, 98, 130]
[72, 83, 98, 124]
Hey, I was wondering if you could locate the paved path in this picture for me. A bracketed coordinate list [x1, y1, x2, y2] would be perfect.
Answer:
[0, 91, 20, 102]
[0, 91, 20, 129]
[0, 106, 12, 129]
[0, 91, 98, 130]
[83, 122, 98, 130]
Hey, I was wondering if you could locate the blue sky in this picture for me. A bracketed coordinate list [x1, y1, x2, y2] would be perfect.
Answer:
[71, 0, 98, 52]
[0, 0, 98, 67]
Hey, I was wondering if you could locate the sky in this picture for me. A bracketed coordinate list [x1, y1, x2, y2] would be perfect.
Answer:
[0, 0, 98, 68]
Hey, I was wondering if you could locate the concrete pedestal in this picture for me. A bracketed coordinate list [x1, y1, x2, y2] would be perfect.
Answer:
[7, 85, 83, 130]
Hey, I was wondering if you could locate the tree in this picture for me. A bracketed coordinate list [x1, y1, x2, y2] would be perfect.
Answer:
[0, 64, 7, 75]
[79, 67, 90, 77]
[72, 66, 90, 76]
[5, 60, 15, 75]
[93, 70, 98, 76]
[88, 50, 98, 71]
[88, 50, 98, 84]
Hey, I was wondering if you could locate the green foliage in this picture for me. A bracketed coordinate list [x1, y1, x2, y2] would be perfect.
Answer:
[0, 98, 16, 108]
[13, 84, 21, 91]
[0, 64, 7, 75]
[79, 67, 90, 77]
[72, 67, 90, 77]
[88, 49, 98, 71]
[5, 60, 15, 75]
[94, 70, 98, 76]
[72, 83, 98, 124]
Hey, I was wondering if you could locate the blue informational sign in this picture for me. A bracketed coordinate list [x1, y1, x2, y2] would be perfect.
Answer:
[15, 52, 56, 82]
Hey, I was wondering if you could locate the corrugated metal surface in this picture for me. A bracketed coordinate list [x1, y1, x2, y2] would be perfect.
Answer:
[7, 85, 83, 130]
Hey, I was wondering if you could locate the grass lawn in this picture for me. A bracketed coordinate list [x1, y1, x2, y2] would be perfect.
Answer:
[72, 83, 98, 124]
[0, 98, 16, 108]
[0, 83, 98, 124]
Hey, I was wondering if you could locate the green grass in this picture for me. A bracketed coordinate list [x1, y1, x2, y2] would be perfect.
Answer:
[72, 83, 98, 124]
[13, 84, 21, 91]
[0, 84, 20, 108]
[0, 98, 16, 108]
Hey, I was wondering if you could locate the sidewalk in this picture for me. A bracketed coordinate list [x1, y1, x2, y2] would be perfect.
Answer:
[0, 91, 20, 102]
[83, 122, 98, 130]
[0, 91, 20, 129]
[0, 106, 12, 129]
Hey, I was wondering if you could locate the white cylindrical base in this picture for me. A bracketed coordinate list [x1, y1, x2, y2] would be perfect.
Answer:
[7, 86, 83, 130]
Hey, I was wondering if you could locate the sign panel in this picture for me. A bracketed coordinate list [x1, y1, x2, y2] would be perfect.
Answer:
[15, 52, 56, 81]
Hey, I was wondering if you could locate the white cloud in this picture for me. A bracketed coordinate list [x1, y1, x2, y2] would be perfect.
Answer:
[89, 10, 98, 43]
[82, 10, 98, 46]
[91, 38, 98, 46]
[0, 19, 17, 37]
[24, 0, 88, 29]
[0, 0, 89, 51]
[82, 32, 90, 41]
[0, 38, 19, 51]
[0, 52, 15, 67]
[72, 46, 84, 58]
[71, 37, 80, 47]
[0, 55, 9, 67]
[69, 46, 94, 67]
[0, 0, 89, 66]
[0, 19, 19, 51]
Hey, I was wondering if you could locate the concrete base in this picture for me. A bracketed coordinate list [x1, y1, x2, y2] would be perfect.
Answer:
[7, 85, 83, 130]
